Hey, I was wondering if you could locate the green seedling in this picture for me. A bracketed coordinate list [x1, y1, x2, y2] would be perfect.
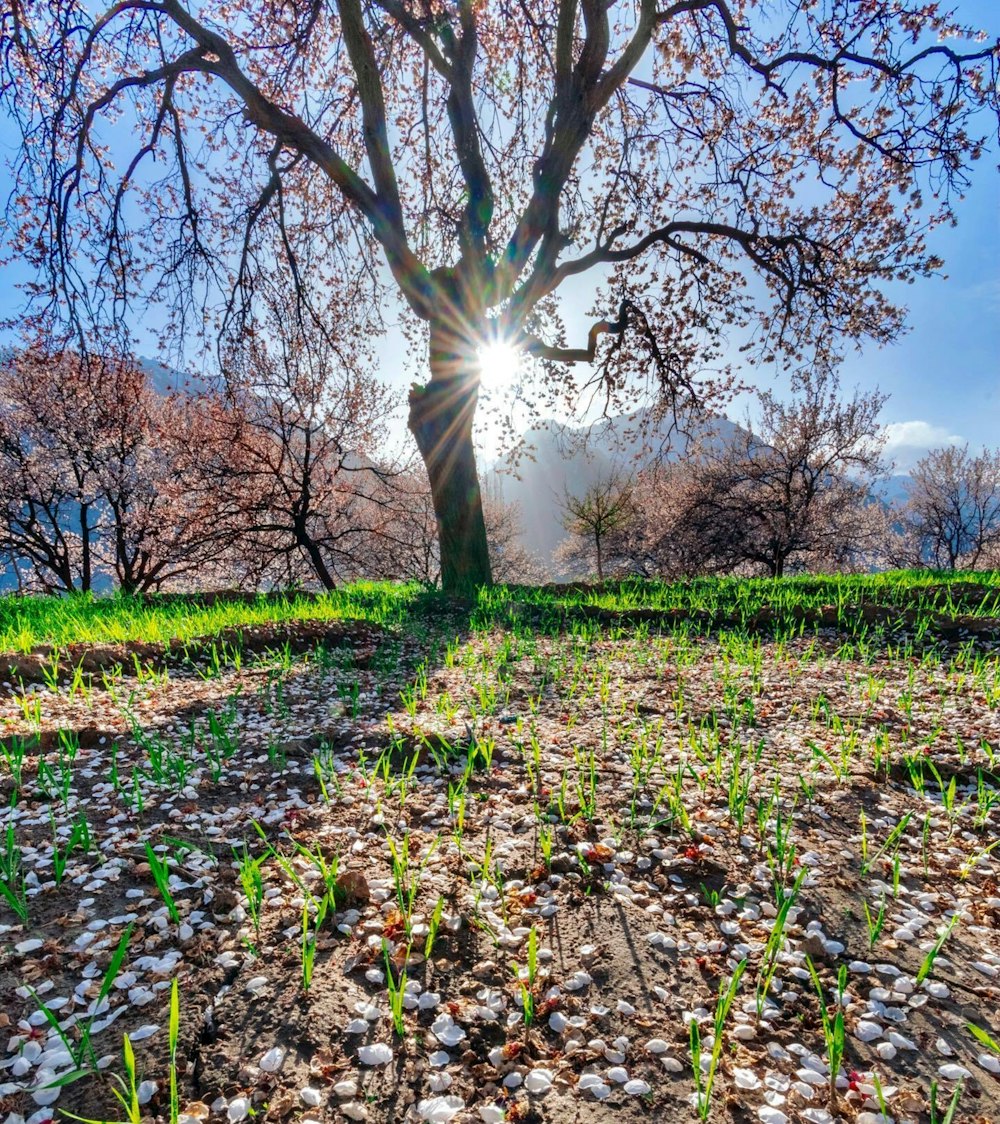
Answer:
[756, 867, 806, 1018]
[30, 925, 132, 1075]
[806, 957, 847, 1112]
[62, 1032, 143, 1124]
[863, 894, 887, 950]
[168, 976, 180, 1124]
[690, 959, 747, 1122]
[537, 823, 555, 870]
[860, 810, 913, 877]
[383, 938, 410, 1037]
[234, 843, 266, 941]
[425, 895, 445, 961]
[929, 1079, 964, 1124]
[510, 925, 540, 1035]
[0, 822, 28, 921]
[301, 896, 329, 991]
[968, 1022, 1000, 1056]
[916, 913, 961, 986]
[145, 842, 181, 924]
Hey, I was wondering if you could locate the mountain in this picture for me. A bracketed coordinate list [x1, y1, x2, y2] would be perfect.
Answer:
[488, 407, 746, 567]
[877, 475, 913, 505]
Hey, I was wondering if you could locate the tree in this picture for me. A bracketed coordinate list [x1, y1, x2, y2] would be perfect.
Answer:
[0, 348, 110, 592]
[369, 469, 544, 585]
[557, 470, 636, 581]
[98, 387, 241, 593]
[0, 347, 239, 593]
[640, 371, 888, 577]
[208, 283, 398, 590]
[625, 460, 726, 579]
[903, 445, 1000, 570]
[4, 3, 998, 592]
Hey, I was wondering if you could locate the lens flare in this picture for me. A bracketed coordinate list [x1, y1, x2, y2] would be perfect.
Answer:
[477, 339, 521, 390]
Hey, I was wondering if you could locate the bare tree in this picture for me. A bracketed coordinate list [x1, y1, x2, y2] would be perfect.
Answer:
[557, 471, 637, 581]
[903, 445, 1000, 570]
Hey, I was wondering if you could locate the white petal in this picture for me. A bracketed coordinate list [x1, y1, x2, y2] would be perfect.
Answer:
[358, 1043, 393, 1066]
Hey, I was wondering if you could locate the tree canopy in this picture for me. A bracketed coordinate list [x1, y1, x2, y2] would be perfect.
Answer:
[2, 0, 998, 590]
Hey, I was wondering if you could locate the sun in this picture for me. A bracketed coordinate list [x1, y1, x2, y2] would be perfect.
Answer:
[477, 339, 521, 391]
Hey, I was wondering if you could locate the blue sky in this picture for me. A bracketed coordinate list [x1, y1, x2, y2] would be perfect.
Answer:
[818, 0, 1000, 471]
[0, 2, 997, 473]
[838, 158, 999, 471]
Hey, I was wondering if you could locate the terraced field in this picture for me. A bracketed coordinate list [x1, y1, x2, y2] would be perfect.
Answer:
[2, 575, 1000, 1124]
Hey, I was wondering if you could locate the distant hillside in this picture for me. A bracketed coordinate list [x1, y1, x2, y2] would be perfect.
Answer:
[490, 407, 746, 567]
[877, 475, 913, 505]
[491, 410, 918, 575]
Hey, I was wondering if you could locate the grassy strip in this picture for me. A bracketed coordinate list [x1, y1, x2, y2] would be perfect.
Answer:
[1, 571, 999, 655]
[0, 583, 423, 653]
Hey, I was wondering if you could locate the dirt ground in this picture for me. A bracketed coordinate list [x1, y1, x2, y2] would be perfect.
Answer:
[2, 605, 1000, 1124]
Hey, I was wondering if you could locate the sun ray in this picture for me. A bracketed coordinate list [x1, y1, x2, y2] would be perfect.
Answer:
[477, 340, 521, 391]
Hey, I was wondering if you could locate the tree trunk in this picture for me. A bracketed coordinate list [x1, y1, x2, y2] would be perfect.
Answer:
[595, 531, 604, 582]
[300, 533, 337, 591]
[408, 323, 492, 595]
[80, 501, 92, 593]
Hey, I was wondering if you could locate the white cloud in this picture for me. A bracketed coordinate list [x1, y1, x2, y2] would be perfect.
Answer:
[883, 420, 964, 471]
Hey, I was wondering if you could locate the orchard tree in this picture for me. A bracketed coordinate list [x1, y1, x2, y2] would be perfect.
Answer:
[668, 370, 888, 578]
[99, 388, 240, 592]
[557, 470, 636, 581]
[0, 348, 109, 591]
[904, 445, 1000, 570]
[0, 347, 238, 592]
[3, 1, 999, 592]
[208, 278, 398, 590]
[368, 468, 545, 584]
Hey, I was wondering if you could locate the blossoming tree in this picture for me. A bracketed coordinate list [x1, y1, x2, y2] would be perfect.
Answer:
[3, 0, 997, 590]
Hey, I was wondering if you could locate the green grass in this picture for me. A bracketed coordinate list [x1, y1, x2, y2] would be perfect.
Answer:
[1, 571, 998, 656]
[0, 584, 424, 653]
[472, 570, 1000, 642]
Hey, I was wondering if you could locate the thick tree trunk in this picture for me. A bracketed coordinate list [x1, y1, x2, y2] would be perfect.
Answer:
[408, 324, 492, 595]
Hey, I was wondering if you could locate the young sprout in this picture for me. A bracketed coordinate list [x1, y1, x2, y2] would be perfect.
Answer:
[929, 1079, 964, 1124]
[806, 957, 847, 1112]
[145, 842, 181, 924]
[863, 894, 887, 950]
[916, 913, 961, 986]
[690, 960, 747, 1122]
[383, 938, 409, 1037]
[509, 925, 540, 1038]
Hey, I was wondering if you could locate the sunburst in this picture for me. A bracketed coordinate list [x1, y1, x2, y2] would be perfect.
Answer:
[477, 339, 521, 391]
